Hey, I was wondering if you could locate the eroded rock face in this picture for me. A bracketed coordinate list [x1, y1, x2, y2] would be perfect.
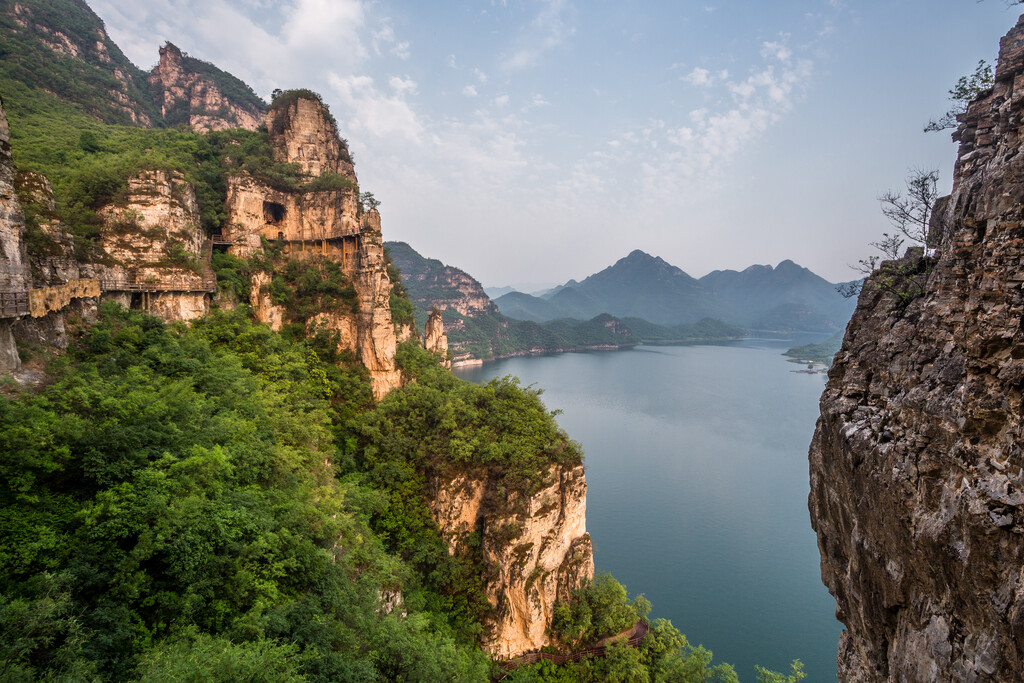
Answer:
[424, 308, 450, 368]
[266, 96, 355, 178]
[355, 212, 400, 399]
[429, 464, 595, 659]
[0, 97, 30, 294]
[148, 43, 262, 132]
[0, 96, 30, 371]
[96, 169, 210, 322]
[810, 15, 1024, 681]
[225, 96, 399, 398]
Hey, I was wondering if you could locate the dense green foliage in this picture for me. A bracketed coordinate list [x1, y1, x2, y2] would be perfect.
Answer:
[0, 9, 806, 677]
[0, 0, 158, 126]
[0, 305, 495, 681]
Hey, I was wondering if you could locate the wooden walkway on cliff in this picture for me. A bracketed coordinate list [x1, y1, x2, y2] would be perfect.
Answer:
[495, 620, 650, 680]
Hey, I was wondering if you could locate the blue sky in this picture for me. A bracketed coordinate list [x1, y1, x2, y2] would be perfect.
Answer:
[93, 0, 1020, 288]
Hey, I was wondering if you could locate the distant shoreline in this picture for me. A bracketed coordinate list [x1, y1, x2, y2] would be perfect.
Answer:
[451, 335, 750, 367]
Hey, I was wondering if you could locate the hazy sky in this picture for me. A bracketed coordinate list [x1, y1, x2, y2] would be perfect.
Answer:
[91, 0, 1019, 288]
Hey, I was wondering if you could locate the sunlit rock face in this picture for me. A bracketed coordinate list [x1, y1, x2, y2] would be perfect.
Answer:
[95, 169, 210, 323]
[148, 42, 263, 133]
[0, 96, 29, 371]
[424, 308, 450, 368]
[224, 95, 400, 399]
[810, 14, 1024, 682]
[429, 463, 594, 659]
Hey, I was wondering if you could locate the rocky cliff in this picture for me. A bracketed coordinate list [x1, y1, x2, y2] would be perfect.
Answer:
[810, 15, 1024, 681]
[225, 94, 399, 398]
[385, 240, 498, 320]
[94, 169, 211, 322]
[0, 95, 30, 370]
[148, 42, 264, 132]
[429, 463, 594, 658]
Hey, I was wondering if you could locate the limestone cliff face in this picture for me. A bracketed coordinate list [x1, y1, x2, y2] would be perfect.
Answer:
[0, 96, 30, 371]
[96, 169, 210, 322]
[429, 464, 594, 659]
[0, 97, 30, 293]
[810, 15, 1024, 681]
[266, 96, 355, 178]
[424, 308, 450, 368]
[148, 43, 263, 133]
[225, 95, 399, 398]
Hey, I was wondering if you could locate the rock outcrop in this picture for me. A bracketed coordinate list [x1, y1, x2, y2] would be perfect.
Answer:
[95, 169, 210, 322]
[225, 94, 400, 398]
[148, 43, 263, 132]
[3, 2, 153, 126]
[429, 464, 594, 659]
[424, 308, 450, 368]
[0, 95, 30, 371]
[810, 15, 1024, 681]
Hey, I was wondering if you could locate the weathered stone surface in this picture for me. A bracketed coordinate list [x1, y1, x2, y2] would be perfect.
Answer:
[148, 43, 262, 133]
[266, 96, 355, 178]
[810, 14, 1024, 681]
[90, 169, 212, 323]
[0, 96, 30, 294]
[424, 308, 450, 368]
[0, 95, 30, 371]
[226, 96, 399, 398]
[355, 213, 400, 399]
[15, 172, 82, 287]
[429, 464, 594, 659]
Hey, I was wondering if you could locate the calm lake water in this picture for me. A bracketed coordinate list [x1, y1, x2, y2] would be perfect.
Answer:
[455, 338, 843, 681]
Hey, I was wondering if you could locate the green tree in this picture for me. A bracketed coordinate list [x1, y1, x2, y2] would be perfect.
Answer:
[925, 60, 994, 132]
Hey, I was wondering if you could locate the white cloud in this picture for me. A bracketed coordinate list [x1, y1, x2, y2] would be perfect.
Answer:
[389, 75, 417, 95]
[328, 73, 424, 143]
[462, 85, 479, 97]
[493, 94, 510, 107]
[684, 67, 713, 87]
[393, 42, 411, 59]
[473, 67, 488, 84]
[501, 0, 576, 71]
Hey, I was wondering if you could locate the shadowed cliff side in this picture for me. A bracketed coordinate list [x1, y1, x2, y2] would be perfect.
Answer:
[810, 14, 1024, 681]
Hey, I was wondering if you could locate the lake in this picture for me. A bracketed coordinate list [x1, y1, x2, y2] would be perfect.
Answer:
[454, 337, 843, 681]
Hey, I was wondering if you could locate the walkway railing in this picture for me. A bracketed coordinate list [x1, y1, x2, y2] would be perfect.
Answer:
[99, 277, 216, 293]
[0, 291, 29, 317]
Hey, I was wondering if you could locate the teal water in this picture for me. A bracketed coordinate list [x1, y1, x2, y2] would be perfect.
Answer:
[454, 338, 842, 681]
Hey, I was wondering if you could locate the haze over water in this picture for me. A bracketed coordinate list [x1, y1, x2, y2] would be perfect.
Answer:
[455, 337, 843, 680]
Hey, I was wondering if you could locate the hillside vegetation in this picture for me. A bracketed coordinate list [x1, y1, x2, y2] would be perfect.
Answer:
[0, 1, 804, 678]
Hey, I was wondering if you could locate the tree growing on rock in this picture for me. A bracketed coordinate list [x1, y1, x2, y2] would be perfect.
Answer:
[839, 168, 940, 302]
[924, 60, 993, 132]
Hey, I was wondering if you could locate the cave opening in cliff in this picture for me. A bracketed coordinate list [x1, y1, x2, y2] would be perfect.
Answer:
[263, 201, 286, 224]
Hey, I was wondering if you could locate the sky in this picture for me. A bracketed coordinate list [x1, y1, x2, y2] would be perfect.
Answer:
[91, 0, 1021, 289]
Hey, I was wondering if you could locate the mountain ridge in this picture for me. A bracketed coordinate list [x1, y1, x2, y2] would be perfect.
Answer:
[493, 249, 856, 332]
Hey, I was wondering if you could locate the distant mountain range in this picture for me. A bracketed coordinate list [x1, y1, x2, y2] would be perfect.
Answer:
[385, 242, 745, 362]
[494, 249, 856, 333]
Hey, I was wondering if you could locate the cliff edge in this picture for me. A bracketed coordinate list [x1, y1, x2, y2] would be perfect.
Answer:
[810, 15, 1024, 681]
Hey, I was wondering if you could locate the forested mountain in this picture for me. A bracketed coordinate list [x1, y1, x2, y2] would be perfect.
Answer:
[386, 241, 745, 361]
[495, 249, 856, 333]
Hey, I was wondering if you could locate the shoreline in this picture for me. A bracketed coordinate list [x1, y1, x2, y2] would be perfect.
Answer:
[450, 336, 750, 368]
